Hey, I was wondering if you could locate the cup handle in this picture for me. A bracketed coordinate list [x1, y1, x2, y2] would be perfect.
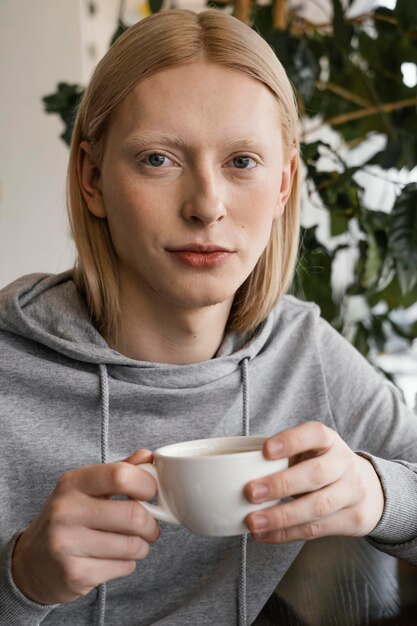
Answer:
[139, 463, 181, 526]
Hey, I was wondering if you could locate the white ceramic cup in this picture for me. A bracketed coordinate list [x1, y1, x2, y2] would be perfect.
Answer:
[139, 436, 288, 537]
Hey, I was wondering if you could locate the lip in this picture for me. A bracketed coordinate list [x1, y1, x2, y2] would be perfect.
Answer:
[167, 243, 233, 253]
[167, 245, 235, 269]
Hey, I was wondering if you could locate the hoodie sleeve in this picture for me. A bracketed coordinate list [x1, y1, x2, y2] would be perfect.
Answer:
[0, 533, 59, 625]
[315, 314, 417, 563]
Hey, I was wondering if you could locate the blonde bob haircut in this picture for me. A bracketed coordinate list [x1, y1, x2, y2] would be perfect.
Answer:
[67, 8, 300, 338]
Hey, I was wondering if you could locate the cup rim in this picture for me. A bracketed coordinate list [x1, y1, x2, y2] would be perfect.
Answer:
[154, 435, 267, 459]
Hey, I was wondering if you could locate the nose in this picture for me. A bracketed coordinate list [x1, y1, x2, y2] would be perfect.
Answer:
[180, 168, 227, 226]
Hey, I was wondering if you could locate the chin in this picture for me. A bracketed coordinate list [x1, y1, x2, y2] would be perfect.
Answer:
[162, 285, 236, 311]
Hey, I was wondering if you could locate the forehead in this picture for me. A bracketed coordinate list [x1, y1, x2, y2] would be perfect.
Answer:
[107, 61, 282, 148]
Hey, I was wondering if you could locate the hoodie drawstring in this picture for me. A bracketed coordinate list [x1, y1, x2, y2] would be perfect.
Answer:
[99, 364, 110, 465]
[97, 364, 110, 626]
[95, 359, 250, 626]
[238, 357, 250, 626]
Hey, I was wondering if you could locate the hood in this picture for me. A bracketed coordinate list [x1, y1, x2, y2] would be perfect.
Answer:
[0, 271, 275, 384]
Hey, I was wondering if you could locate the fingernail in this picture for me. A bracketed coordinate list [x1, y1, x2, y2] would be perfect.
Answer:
[267, 440, 284, 457]
[253, 531, 269, 540]
[251, 483, 268, 501]
[252, 514, 269, 530]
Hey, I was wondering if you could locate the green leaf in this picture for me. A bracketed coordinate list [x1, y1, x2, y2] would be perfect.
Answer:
[389, 183, 417, 270]
[367, 274, 417, 309]
[389, 316, 417, 342]
[296, 227, 337, 323]
[110, 20, 129, 46]
[332, 0, 352, 49]
[206, 0, 230, 8]
[363, 232, 382, 289]
[369, 314, 386, 352]
[292, 40, 319, 103]
[395, 0, 417, 32]
[330, 212, 349, 236]
[352, 321, 370, 357]
[268, 31, 319, 103]
[310, 168, 362, 222]
[42, 83, 84, 146]
[367, 141, 403, 170]
[300, 140, 322, 164]
[252, 3, 273, 40]
[396, 263, 417, 294]
[348, 240, 367, 295]
[149, 0, 164, 14]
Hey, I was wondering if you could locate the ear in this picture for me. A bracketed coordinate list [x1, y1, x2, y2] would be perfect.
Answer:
[77, 141, 107, 218]
[274, 148, 298, 218]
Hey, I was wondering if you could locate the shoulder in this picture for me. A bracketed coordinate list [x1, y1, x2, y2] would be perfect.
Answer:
[0, 270, 84, 362]
[271, 296, 387, 391]
[271, 294, 322, 340]
[267, 294, 361, 364]
[247, 295, 325, 364]
[277, 294, 321, 320]
[0, 271, 74, 312]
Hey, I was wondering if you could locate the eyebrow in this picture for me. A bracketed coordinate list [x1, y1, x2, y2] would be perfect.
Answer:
[123, 131, 268, 152]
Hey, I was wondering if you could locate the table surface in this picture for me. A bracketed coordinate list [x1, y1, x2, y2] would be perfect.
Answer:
[254, 536, 417, 626]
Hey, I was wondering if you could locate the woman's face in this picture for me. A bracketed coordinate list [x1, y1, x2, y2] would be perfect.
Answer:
[81, 61, 296, 314]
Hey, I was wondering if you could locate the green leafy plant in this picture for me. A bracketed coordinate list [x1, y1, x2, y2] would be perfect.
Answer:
[42, 0, 417, 379]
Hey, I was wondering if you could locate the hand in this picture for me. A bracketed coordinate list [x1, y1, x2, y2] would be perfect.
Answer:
[12, 449, 160, 605]
[244, 421, 384, 543]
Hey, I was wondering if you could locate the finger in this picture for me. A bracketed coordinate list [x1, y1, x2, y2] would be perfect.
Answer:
[263, 421, 337, 461]
[58, 462, 157, 500]
[251, 507, 363, 544]
[84, 498, 160, 542]
[73, 528, 154, 560]
[246, 443, 346, 501]
[246, 479, 351, 535]
[66, 556, 137, 593]
[123, 449, 154, 464]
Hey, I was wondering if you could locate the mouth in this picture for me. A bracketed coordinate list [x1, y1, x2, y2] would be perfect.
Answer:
[166, 244, 235, 269]
[167, 244, 233, 253]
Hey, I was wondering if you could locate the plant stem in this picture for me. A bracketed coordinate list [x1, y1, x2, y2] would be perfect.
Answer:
[307, 97, 417, 134]
[273, 0, 287, 30]
[372, 12, 417, 40]
[233, 0, 252, 24]
[315, 80, 371, 107]
[293, 11, 417, 40]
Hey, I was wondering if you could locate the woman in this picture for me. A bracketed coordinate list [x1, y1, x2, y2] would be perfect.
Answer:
[1, 8, 416, 626]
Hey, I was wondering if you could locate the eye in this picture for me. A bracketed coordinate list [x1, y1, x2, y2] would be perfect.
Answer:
[142, 153, 173, 168]
[231, 155, 257, 169]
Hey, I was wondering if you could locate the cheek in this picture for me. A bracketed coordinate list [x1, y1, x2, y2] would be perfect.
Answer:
[105, 183, 155, 232]
[237, 195, 278, 261]
[243, 194, 278, 238]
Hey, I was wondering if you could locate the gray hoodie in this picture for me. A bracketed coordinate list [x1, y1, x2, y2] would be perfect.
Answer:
[1, 271, 417, 626]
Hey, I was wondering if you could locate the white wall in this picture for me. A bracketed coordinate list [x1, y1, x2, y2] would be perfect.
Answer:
[0, 0, 84, 288]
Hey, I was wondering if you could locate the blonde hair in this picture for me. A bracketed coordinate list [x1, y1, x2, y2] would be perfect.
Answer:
[67, 8, 300, 337]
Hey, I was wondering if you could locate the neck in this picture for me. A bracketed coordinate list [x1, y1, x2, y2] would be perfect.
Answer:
[107, 283, 233, 365]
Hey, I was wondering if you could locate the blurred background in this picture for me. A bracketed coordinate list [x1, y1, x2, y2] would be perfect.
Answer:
[0, 0, 416, 406]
